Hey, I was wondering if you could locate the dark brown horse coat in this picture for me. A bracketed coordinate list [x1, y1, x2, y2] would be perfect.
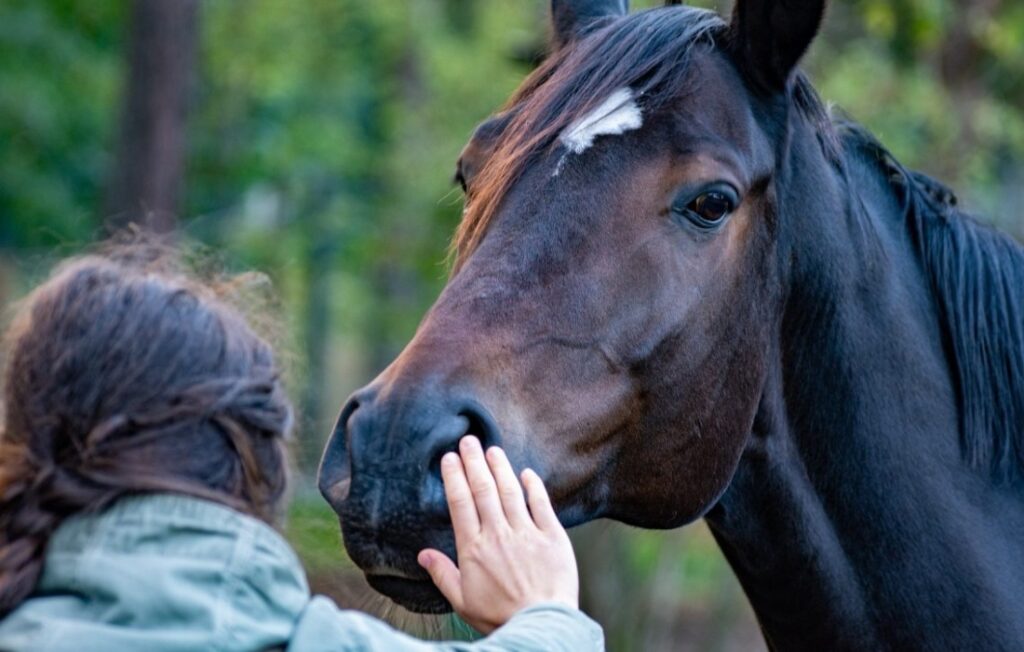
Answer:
[320, 2, 1024, 649]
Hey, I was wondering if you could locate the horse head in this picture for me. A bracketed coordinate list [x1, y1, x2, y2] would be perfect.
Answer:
[319, 0, 825, 613]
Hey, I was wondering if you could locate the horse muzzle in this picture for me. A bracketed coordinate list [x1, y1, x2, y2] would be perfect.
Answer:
[317, 381, 502, 613]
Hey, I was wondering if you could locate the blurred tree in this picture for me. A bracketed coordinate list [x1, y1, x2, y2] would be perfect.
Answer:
[105, 0, 198, 233]
[812, 0, 1024, 226]
[0, 0, 123, 249]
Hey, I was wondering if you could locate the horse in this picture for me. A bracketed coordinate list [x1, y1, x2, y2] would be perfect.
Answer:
[318, 1, 1024, 649]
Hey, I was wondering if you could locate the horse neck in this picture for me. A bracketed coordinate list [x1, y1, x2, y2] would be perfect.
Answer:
[704, 121, 1024, 651]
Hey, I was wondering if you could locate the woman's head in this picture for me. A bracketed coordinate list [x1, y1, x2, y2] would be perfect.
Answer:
[0, 250, 293, 615]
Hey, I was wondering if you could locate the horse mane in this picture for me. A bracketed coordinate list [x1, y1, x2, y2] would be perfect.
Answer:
[840, 123, 1024, 481]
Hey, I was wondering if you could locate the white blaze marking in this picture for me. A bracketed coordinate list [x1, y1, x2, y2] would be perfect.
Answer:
[558, 87, 643, 159]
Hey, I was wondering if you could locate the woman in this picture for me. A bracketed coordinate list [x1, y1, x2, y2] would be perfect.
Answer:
[0, 251, 602, 651]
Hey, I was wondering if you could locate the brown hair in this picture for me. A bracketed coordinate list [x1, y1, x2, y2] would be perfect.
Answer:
[0, 249, 293, 616]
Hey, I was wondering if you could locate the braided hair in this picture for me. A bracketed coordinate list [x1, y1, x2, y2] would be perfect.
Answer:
[0, 252, 293, 616]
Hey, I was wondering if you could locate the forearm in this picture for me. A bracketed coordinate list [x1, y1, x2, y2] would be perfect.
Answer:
[472, 603, 604, 652]
[289, 597, 604, 652]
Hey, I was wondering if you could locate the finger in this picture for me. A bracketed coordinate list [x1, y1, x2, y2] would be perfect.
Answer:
[440, 452, 480, 539]
[418, 549, 464, 612]
[522, 468, 562, 532]
[486, 446, 530, 528]
[459, 436, 504, 528]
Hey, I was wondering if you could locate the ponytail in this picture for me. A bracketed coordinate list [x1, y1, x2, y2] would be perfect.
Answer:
[0, 444, 99, 616]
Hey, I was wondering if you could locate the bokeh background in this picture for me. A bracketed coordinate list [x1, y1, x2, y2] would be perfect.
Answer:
[1, 1, 1022, 649]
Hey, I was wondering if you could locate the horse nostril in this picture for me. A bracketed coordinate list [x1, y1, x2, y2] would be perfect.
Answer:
[318, 396, 360, 507]
[459, 406, 500, 451]
[426, 403, 501, 482]
[422, 404, 500, 517]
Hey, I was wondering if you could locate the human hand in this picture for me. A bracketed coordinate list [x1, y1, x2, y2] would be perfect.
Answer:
[416, 436, 580, 634]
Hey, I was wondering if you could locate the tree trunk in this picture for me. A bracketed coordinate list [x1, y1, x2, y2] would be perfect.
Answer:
[299, 180, 341, 475]
[105, 0, 198, 233]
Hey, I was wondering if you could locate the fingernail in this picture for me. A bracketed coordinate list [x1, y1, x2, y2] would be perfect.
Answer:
[417, 551, 433, 568]
[441, 452, 459, 467]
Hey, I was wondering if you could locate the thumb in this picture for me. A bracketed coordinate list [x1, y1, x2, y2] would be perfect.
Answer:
[418, 549, 464, 611]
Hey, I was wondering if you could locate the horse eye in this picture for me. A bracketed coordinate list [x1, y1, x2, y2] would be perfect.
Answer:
[688, 191, 734, 223]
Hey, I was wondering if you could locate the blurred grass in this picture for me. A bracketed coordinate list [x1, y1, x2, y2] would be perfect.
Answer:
[285, 493, 351, 574]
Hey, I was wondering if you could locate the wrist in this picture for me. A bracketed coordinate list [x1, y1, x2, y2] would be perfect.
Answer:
[506, 600, 587, 621]
[515, 593, 578, 614]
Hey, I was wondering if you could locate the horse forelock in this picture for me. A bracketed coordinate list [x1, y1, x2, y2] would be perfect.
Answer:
[450, 6, 726, 272]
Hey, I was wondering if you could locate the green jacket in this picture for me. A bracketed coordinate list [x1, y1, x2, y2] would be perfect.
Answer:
[0, 494, 603, 652]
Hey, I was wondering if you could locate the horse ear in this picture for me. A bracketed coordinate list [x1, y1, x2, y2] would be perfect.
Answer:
[728, 0, 826, 93]
[550, 0, 629, 49]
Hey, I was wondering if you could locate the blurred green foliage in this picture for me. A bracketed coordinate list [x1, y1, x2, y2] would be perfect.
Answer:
[286, 494, 352, 575]
[808, 0, 1024, 225]
[0, 1, 123, 246]
[1, 1, 1021, 650]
